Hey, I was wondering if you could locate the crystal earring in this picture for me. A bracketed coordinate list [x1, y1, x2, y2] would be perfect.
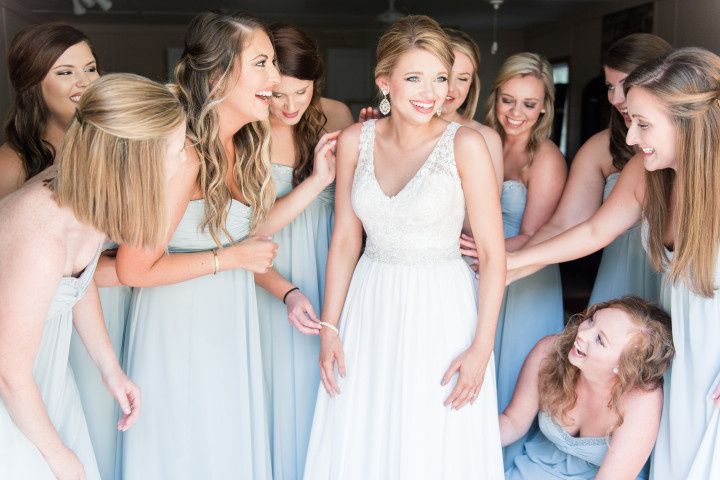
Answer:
[436, 108, 442, 117]
[379, 89, 391, 115]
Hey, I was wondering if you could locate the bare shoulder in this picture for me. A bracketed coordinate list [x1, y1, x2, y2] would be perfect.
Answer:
[621, 386, 664, 413]
[529, 335, 559, 364]
[0, 181, 64, 247]
[335, 121, 364, 164]
[0, 143, 27, 197]
[574, 129, 614, 171]
[466, 119, 501, 144]
[532, 139, 566, 169]
[321, 97, 354, 131]
[454, 124, 488, 150]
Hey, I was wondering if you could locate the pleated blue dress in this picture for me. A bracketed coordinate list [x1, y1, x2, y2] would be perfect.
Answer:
[496, 180, 565, 467]
[256, 163, 334, 480]
[588, 173, 661, 305]
[650, 240, 720, 480]
[120, 200, 271, 480]
[506, 411, 646, 479]
[69, 242, 130, 480]
[0, 249, 102, 479]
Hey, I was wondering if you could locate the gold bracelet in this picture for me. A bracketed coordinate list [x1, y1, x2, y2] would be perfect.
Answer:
[212, 249, 220, 275]
[319, 321, 339, 335]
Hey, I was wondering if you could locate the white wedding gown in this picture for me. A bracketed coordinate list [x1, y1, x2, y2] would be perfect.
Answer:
[303, 120, 504, 479]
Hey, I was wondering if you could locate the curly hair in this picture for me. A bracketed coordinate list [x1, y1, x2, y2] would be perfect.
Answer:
[269, 23, 328, 187]
[538, 296, 674, 434]
[173, 11, 275, 243]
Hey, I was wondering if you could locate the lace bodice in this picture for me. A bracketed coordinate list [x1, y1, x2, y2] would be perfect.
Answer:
[351, 120, 464, 264]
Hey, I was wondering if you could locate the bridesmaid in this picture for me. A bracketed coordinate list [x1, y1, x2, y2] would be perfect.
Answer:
[0, 23, 99, 197]
[0, 73, 184, 480]
[463, 52, 567, 465]
[521, 34, 670, 306]
[502, 297, 674, 479]
[116, 12, 337, 479]
[442, 27, 503, 189]
[254, 23, 352, 480]
[0, 24, 130, 479]
[506, 47, 720, 480]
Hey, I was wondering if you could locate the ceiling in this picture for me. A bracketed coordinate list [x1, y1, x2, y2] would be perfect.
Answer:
[27, 0, 625, 30]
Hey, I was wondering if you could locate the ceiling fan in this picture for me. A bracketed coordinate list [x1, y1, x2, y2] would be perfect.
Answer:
[377, 0, 405, 24]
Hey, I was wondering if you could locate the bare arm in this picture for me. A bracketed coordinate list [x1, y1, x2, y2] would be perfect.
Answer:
[506, 141, 567, 252]
[0, 229, 83, 475]
[499, 336, 556, 445]
[507, 154, 647, 282]
[71, 281, 140, 430]
[116, 151, 276, 287]
[254, 268, 321, 335]
[0, 145, 27, 199]
[596, 389, 663, 480]
[321, 97, 355, 132]
[94, 249, 121, 288]
[254, 130, 339, 236]
[475, 123, 504, 192]
[317, 123, 365, 395]
[525, 130, 611, 249]
[442, 127, 506, 409]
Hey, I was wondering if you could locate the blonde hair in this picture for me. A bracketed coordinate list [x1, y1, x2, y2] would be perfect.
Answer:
[49, 73, 185, 249]
[484, 52, 555, 164]
[445, 28, 482, 120]
[174, 11, 274, 245]
[625, 47, 720, 297]
[539, 297, 674, 434]
[375, 15, 454, 87]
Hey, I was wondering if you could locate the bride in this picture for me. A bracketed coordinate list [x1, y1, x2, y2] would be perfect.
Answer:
[304, 15, 505, 479]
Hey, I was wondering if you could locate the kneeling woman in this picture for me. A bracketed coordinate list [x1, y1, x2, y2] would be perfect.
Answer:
[501, 297, 674, 480]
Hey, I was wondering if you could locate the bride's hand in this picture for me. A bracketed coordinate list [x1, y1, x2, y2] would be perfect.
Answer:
[319, 327, 345, 396]
[441, 345, 489, 410]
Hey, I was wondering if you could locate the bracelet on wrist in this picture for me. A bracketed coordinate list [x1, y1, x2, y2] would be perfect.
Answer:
[212, 249, 220, 275]
[282, 286, 300, 304]
[319, 321, 339, 335]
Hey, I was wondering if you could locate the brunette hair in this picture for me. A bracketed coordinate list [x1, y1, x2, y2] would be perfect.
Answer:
[5, 23, 98, 179]
[603, 33, 672, 170]
[269, 23, 328, 186]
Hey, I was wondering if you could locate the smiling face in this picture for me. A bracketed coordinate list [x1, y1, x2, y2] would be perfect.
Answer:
[568, 307, 640, 379]
[604, 66, 631, 127]
[376, 48, 449, 125]
[40, 41, 99, 127]
[625, 86, 678, 171]
[495, 74, 545, 138]
[444, 49, 474, 114]
[220, 29, 280, 124]
[269, 75, 314, 126]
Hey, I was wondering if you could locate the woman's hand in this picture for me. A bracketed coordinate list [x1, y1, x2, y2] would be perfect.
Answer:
[102, 368, 141, 431]
[441, 345, 490, 410]
[358, 107, 381, 122]
[46, 447, 86, 480]
[222, 236, 278, 274]
[459, 233, 478, 258]
[285, 289, 322, 335]
[318, 328, 345, 396]
[310, 131, 340, 187]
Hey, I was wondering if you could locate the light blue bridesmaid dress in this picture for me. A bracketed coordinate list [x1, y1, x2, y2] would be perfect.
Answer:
[497, 180, 565, 467]
[120, 200, 271, 480]
[506, 411, 646, 479]
[587, 173, 661, 305]
[69, 242, 130, 480]
[0, 248, 101, 479]
[256, 164, 334, 480]
[650, 241, 720, 480]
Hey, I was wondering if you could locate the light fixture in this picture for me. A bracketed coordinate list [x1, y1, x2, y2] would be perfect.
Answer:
[377, 0, 405, 24]
[73, 0, 112, 15]
[489, 0, 504, 55]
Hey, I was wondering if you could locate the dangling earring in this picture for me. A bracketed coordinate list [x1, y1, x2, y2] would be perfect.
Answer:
[379, 89, 391, 115]
[436, 107, 442, 117]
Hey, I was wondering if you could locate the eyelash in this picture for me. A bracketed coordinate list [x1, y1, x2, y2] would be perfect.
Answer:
[501, 98, 536, 109]
[56, 66, 97, 76]
[596, 334, 604, 347]
[405, 76, 448, 83]
[256, 60, 266, 67]
[638, 123, 649, 129]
